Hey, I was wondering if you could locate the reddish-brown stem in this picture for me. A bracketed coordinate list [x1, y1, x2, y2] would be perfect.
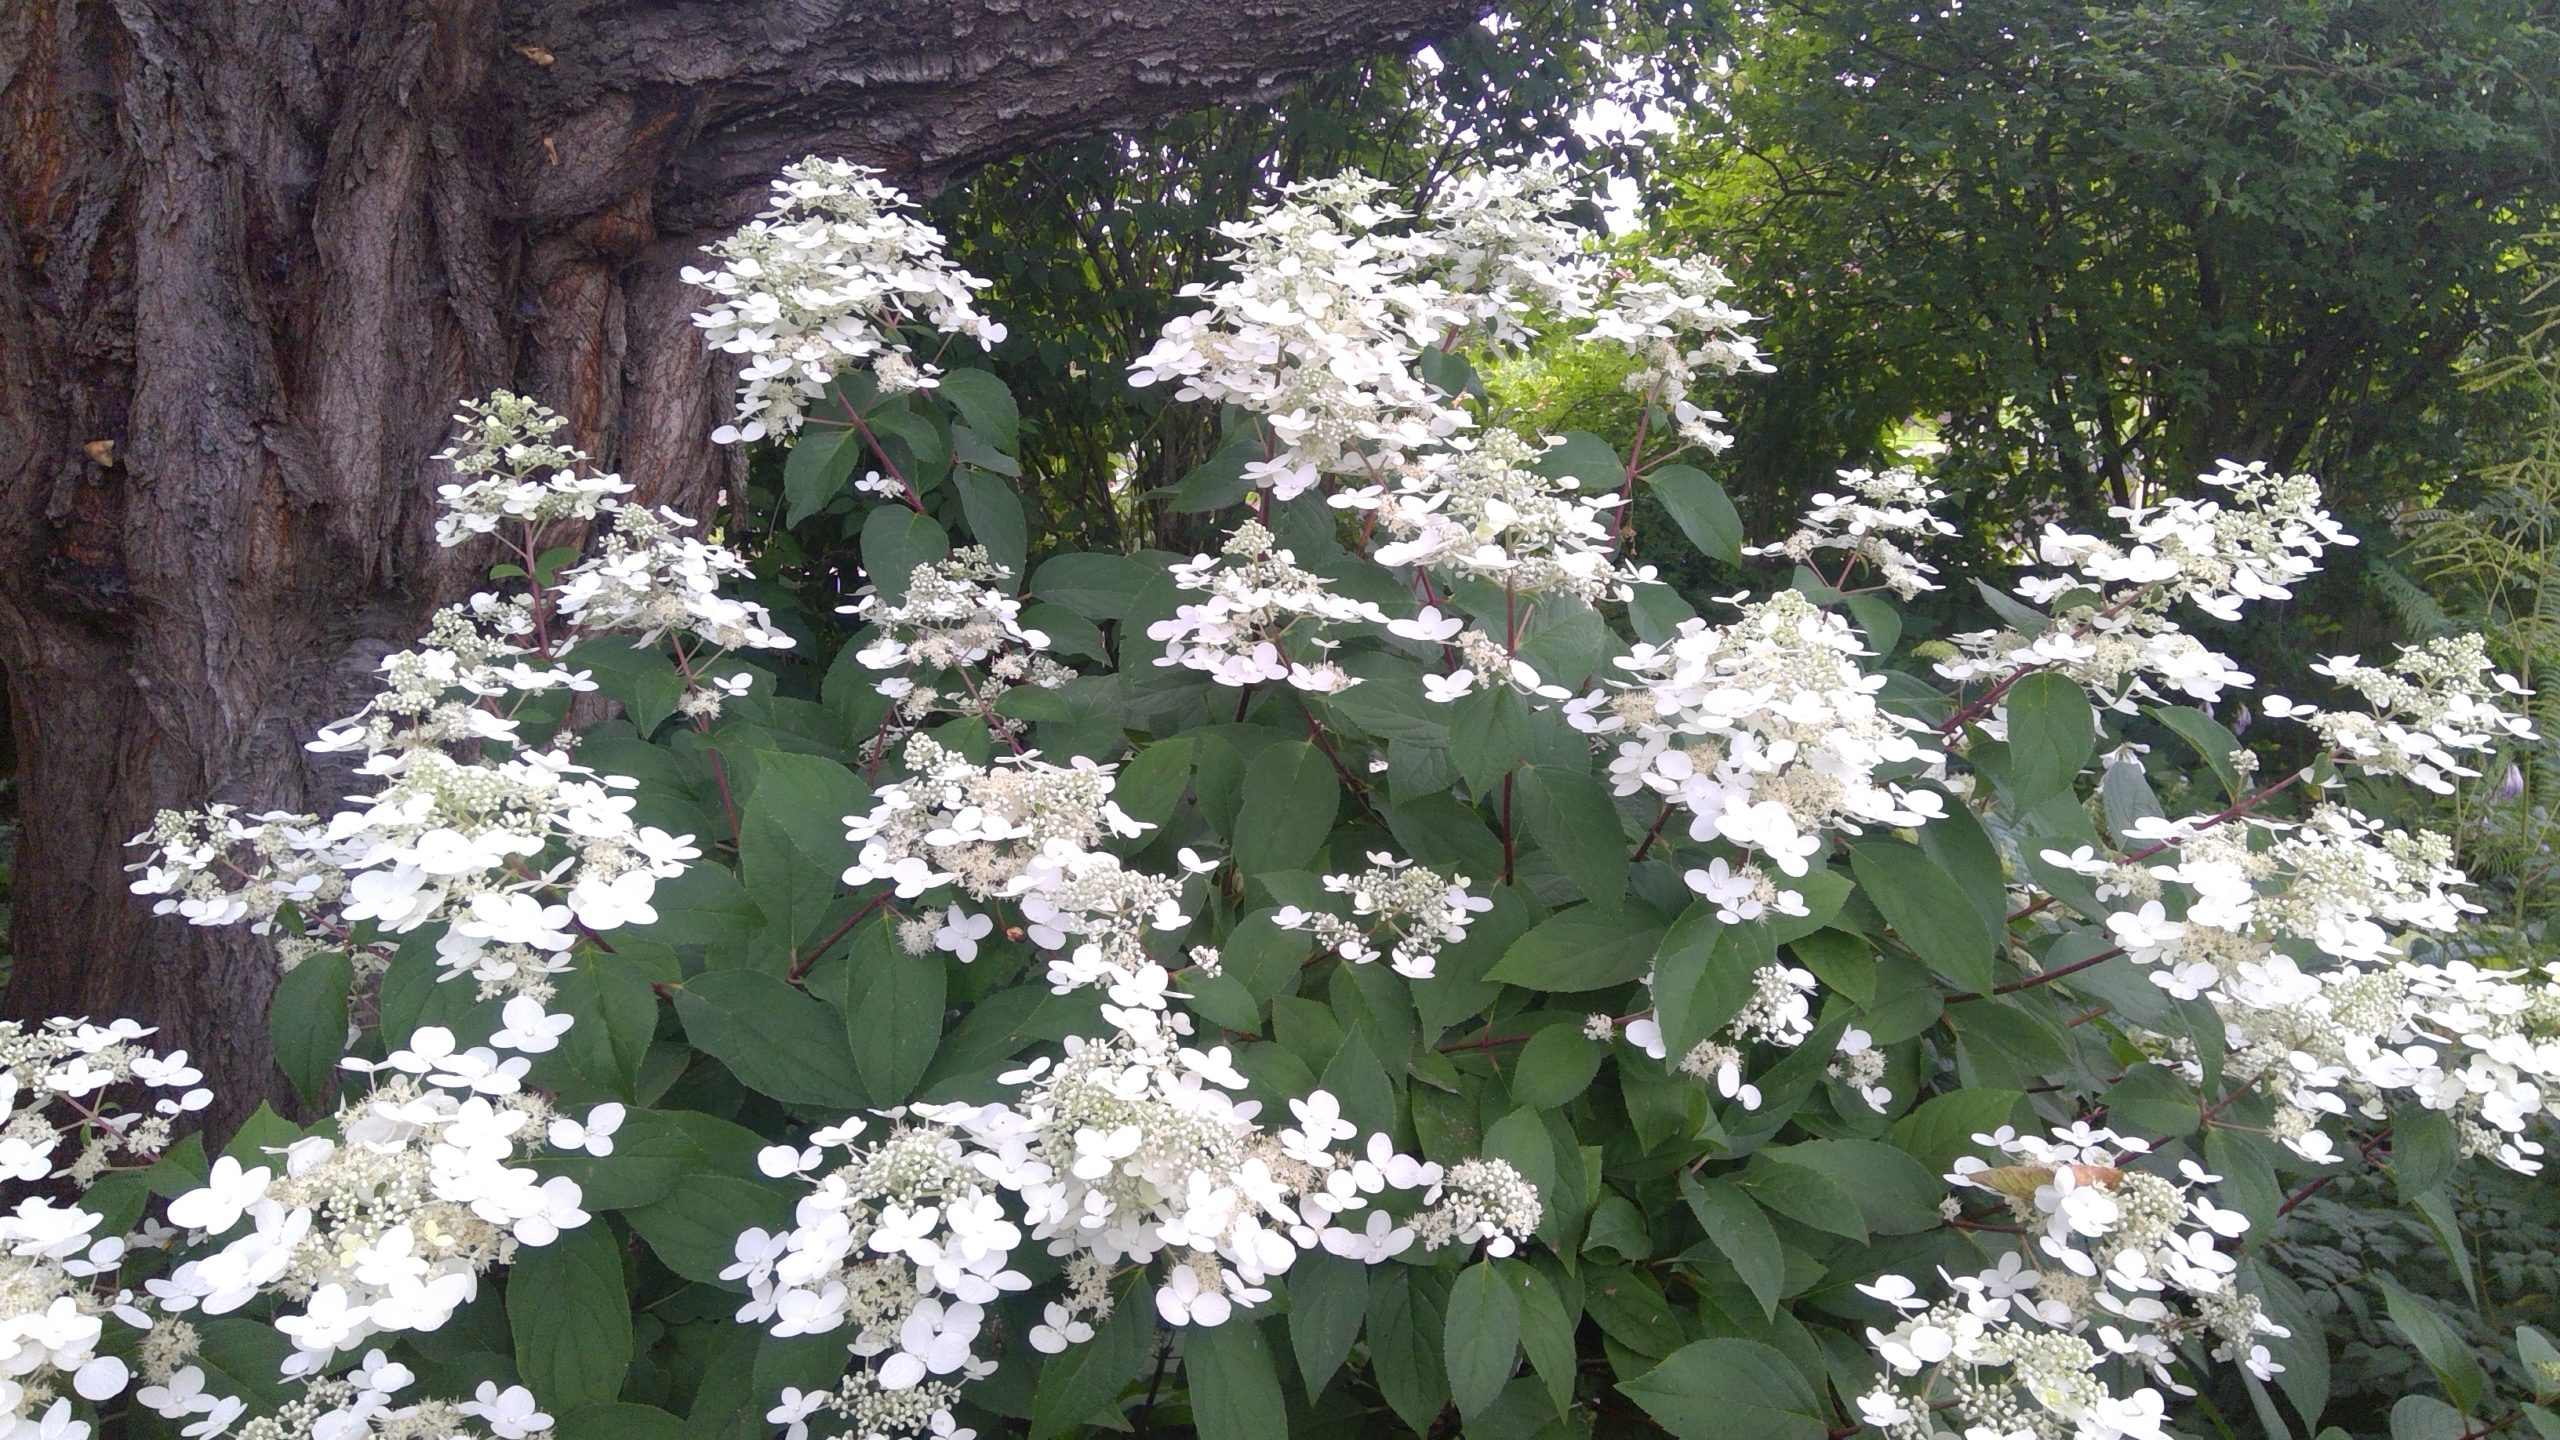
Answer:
[1944, 944, 2125, 1004]
[788, 893, 892, 982]
[1611, 380, 1664, 544]
[1631, 803, 1674, 863]
[838, 399, 928, 514]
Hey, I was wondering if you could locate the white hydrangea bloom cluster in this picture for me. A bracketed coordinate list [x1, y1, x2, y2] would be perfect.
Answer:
[1130, 166, 1760, 683]
[0, 1020, 208, 1436]
[129, 395, 772, 995]
[735, 1008, 1505, 1440]
[1742, 466, 1957, 599]
[1272, 852, 1494, 980]
[2057, 798, 2560, 1171]
[1581, 252, 1772, 452]
[1856, 1126, 2286, 1440]
[2263, 633, 2537, 793]
[842, 548, 1071, 751]
[549, 502, 796, 653]
[1149, 520, 1390, 694]
[1572, 588, 1947, 880]
[430, 392, 634, 548]
[138, 1352, 551, 1440]
[149, 1017, 588, 1377]
[1939, 462, 2355, 715]
[1342, 428, 1635, 602]
[1421, 161, 1604, 342]
[840, 735, 1188, 998]
[685, 157, 1006, 444]
[1128, 174, 1476, 490]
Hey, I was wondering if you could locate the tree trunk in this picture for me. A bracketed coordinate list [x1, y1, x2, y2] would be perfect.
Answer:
[0, 0, 1484, 1126]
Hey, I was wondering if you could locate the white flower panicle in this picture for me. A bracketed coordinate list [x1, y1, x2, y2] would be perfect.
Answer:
[1149, 520, 1390, 694]
[1858, 1126, 2286, 1440]
[0, 1020, 209, 1435]
[685, 157, 1005, 444]
[1744, 465, 1957, 598]
[2056, 799, 2560, 1173]
[1129, 166, 1761, 683]
[1344, 428, 1636, 602]
[1273, 852, 1494, 980]
[735, 1010, 1490, 1440]
[129, 395, 766, 995]
[2266, 633, 2538, 793]
[1941, 461, 2355, 714]
[430, 392, 634, 548]
[151, 1019, 589, 1376]
[1582, 251, 1771, 452]
[1575, 588, 1947, 880]
[841, 548, 1070, 751]
[840, 734, 1183, 1000]
[1128, 174, 1478, 488]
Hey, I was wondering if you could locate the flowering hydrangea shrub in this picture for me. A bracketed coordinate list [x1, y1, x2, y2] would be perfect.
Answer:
[0, 158, 2545, 1440]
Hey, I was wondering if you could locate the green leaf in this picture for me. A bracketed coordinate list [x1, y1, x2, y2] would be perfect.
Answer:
[860, 505, 949, 605]
[539, 1108, 702, 1211]
[557, 953, 660, 1103]
[2393, 1396, 2469, 1440]
[735, 752, 868, 968]
[1619, 1338, 1828, 1440]
[1168, 434, 1263, 512]
[1029, 1281, 1154, 1439]
[269, 950, 352, 1108]
[1653, 907, 1763, 1063]
[1031, 552, 1158, 620]
[1646, 464, 1745, 564]
[1366, 1267, 1450, 1434]
[1484, 901, 1671, 992]
[1517, 763, 1630, 913]
[1510, 1025, 1605, 1108]
[1681, 1175, 1786, 1318]
[952, 468, 1028, 581]
[1850, 839, 1997, 993]
[1887, 1089, 2023, 1173]
[935, 367, 1019, 450]
[2519, 1327, 2560, 1401]
[2392, 1102, 2459, 1198]
[573, 638, 686, 737]
[2378, 1277, 2488, 1414]
[1449, 684, 1534, 792]
[1446, 1261, 1524, 1421]
[625, 1174, 790, 1286]
[551, 1404, 686, 1440]
[1758, 1139, 1944, 1235]
[2150, 705, 2246, 801]
[192, 1318, 299, 1413]
[510, 1222, 632, 1414]
[782, 425, 862, 526]
[2102, 1064, 2201, 1138]
[1185, 1315, 1286, 1440]
[1112, 738, 1194, 828]
[674, 970, 864, 1107]
[1289, 1253, 1369, 1396]
[1738, 1154, 1866, 1242]
[1516, 1265, 1580, 1416]
[839, 916, 945, 1106]
[2003, 671, 2096, 804]
[1233, 740, 1339, 876]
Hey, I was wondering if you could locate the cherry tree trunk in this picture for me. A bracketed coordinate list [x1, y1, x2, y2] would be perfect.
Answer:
[0, 0, 1482, 1124]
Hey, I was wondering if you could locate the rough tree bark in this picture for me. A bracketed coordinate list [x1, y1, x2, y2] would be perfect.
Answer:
[0, 0, 1487, 1123]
